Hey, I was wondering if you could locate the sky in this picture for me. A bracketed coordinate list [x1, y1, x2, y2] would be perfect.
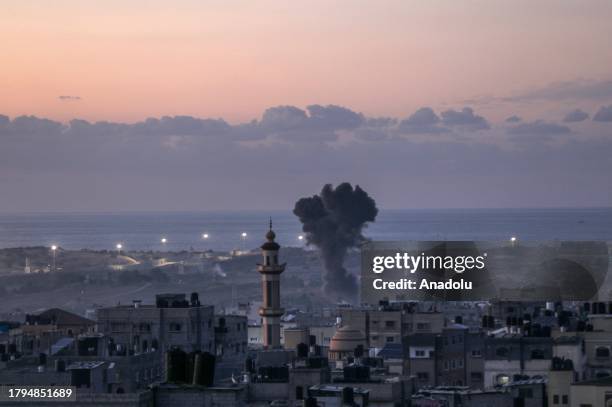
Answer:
[1, 1, 612, 211]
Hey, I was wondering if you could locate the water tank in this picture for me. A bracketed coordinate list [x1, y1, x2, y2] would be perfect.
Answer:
[297, 343, 309, 358]
[165, 348, 188, 383]
[342, 387, 354, 404]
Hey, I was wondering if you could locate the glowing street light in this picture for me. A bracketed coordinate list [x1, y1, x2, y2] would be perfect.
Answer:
[240, 232, 248, 253]
[510, 236, 517, 247]
[116, 243, 123, 251]
[50, 245, 58, 272]
[161, 237, 167, 244]
[202, 233, 209, 239]
[298, 235, 304, 241]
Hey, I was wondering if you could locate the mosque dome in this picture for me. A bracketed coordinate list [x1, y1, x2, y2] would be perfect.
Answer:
[329, 325, 367, 353]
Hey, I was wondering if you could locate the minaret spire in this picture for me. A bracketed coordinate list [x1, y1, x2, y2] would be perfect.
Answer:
[257, 220, 285, 349]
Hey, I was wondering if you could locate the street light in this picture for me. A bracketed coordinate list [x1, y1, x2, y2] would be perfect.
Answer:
[510, 236, 517, 247]
[298, 235, 304, 241]
[202, 233, 209, 239]
[50, 245, 57, 272]
[116, 243, 123, 254]
[161, 237, 167, 244]
[240, 232, 248, 253]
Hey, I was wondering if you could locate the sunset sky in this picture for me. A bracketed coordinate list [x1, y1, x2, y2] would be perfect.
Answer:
[3, 0, 612, 122]
[1, 1, 612, 211]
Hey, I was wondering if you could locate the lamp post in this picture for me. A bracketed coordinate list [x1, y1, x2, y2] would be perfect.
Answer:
[116, 243, 123, 255]
[202, 233, 209, 252]
[241, 232, 247, 253]
[50, 245, 57, 272]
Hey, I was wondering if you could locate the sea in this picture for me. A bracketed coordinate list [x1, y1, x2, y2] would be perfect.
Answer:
[0, 208, 610, 252]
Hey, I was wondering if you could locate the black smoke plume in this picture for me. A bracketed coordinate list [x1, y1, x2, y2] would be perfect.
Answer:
[293, 183, 378, 300]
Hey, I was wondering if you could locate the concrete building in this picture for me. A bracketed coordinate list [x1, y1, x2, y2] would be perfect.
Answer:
[484, 334, 553, 388]
[406, 333, 436, 388]
[96, 293, 215, 355]
[214, 314, 248, 381]
[412, 387, 513, 407]
[436, 324, 485, 388]
[570, 376, 612, 407]
[152, 383, 246, 407]
[502, 378, 547, 407]
[283, 327, 310, 350]
[339, 303, 445, 351]
[548, 362, 574, 407]
[552, 334, 586, 381]
[257, 222, 285, 349]
[308, 384, 370, 407]
[7, 309, 95, 356]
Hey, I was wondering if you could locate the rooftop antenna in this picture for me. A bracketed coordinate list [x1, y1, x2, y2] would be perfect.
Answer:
[269, 217, 273, 230]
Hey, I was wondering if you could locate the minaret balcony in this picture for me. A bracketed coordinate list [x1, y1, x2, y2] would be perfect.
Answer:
[258, 307, 285, 317]
[256, 264, 286, 274]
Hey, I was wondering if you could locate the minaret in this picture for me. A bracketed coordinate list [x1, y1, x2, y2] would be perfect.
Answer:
[257, 219, 286, 349]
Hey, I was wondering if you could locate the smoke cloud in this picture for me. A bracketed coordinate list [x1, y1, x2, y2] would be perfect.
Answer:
[293, 183, 378, 301]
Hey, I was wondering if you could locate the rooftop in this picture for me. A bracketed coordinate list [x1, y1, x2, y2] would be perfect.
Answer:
[67, 361, 105, 370]
[572, 376, 612, 387]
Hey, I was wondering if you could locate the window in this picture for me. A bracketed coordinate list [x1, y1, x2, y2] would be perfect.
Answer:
[386, 336, 394, 343]
[457, 359, 464, 368]
[562, 395, 568, 405]
[471, 349, 482, 357]
[553, 395, 559, 404]
[519, 388, 533, 398]
[496, 347, 509, 357]
[371, 335, 379, 341]
[415, 350, 425, 357]
[169, 323, 182, 332]
[531, 349, 545, 359]
[385, 320, 395, 329]
[417, 372, 429, 381]
[596, 346, 610, 358]
[496, 374, 510, 385]
[416, 323, 430, 331]
[470, 372, 482, 381]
